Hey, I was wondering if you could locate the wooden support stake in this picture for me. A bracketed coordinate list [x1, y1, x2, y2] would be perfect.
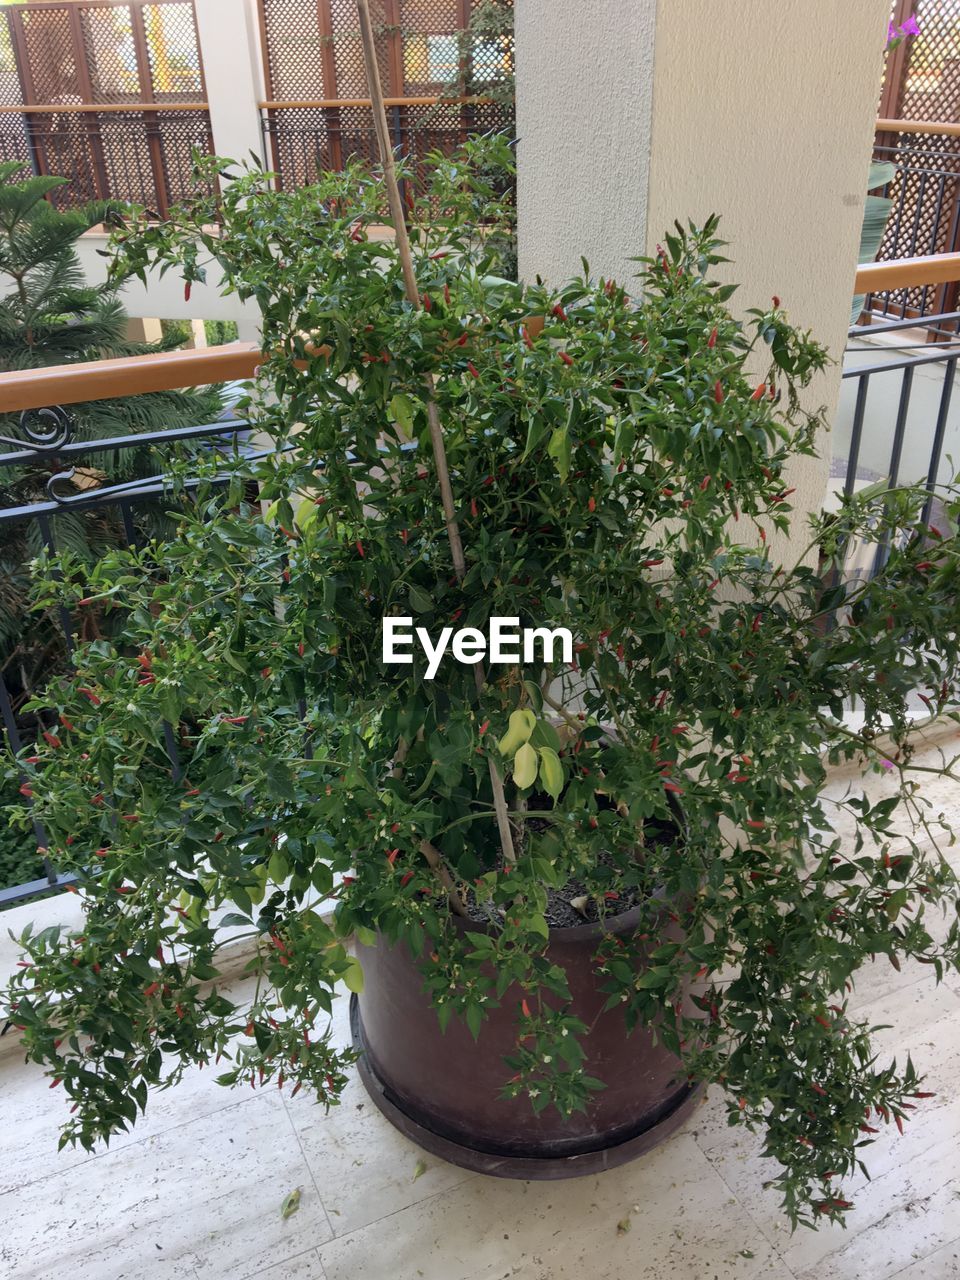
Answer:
[354, 0, 517, 865]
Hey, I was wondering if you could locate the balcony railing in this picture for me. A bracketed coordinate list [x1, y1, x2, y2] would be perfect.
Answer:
[0, 342, 260, 906]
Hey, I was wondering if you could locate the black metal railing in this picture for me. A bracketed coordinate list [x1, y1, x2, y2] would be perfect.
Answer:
[838, 309, 959, 575]
[0, 401, 254, 907]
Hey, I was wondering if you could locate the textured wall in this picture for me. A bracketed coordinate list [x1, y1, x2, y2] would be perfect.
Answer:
[516, 0, 888, 556]
[515, 0, 658, 286]
[194, 0, 266, 169]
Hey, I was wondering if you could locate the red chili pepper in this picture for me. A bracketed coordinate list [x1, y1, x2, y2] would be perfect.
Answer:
[522, 326, 534, 350]
[443, 283, 451, 305]
[78, 687, 101, 705]
[429, 251, 448, 260]
[751, 383, 766, 401]
[261, 667, 271, 679]
[772, 295, 781, 308]
[707, 326, 717, 348]
[559, 351, 574, 366]
[356, 540, 365, 558]
[470, 498, 478, 517]
[699, 474, 711, 491]
[184, 282, 192, 302]
[663, 781, 684, 795]
[143, 982, 160, 998]
[467, 362, 479, 378]
[747, 819, 764, 830]
[60, 715, 75, 731]
[587, 496, 596, 513]
[386, 848, 399, 865]
[642, 558, 664, 568]
[521, 999, 531, 1018]
[19, 784, 33, 798]
[456, 332, 468, 347]
[223, 716, 248, 725]
[714, 381, 724, 404]
[421, 292, 432, 311]
[552, 303, 567, 320]
[479, 720, 489, 737]
[400, 871, 414, 887]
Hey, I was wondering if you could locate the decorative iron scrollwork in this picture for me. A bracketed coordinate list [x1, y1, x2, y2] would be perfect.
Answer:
[0, 405, 73, 454]
[46, 468, 80, 505]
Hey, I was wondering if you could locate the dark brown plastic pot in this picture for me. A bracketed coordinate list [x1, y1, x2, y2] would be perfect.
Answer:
[351, 902, 703, 1179]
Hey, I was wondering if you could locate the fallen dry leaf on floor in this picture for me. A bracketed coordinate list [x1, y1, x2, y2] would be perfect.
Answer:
[412, 1158, 428, 1181]
[616, 1218, 631, 1236]
[280, 1187, 301, 1219]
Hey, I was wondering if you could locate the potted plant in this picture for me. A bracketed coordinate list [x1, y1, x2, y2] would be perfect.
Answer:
[4, 138, 959, 1229]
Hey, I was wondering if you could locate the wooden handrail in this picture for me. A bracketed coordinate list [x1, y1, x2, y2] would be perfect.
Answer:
[855, 252, 960, 294]
[258, 95, 493, 110]
[1, 253, 959, 415]
[876, 117, 960, 138]
[0, 344, 261, 415]
[0, 102, 209, 116]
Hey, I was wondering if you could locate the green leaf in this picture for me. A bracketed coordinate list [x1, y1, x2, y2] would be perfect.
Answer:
[498, 708, 537, 757]
[407, 583, 433, 612]
[465, 1002, 483, 1040]
[389, 393, 417, 437]
[267, 849, 289, 884]
[513, 741, 538, 790]
[342, 957, 365, 994]
[538, 747, 564, 800]
[547, 425, 571, 482]
[280, 1188, 301, 1219]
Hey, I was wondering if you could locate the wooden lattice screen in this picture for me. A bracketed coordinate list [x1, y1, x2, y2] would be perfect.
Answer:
[874, 1, 960, 317]
[0, 0, 213, 215]
[257, 0, 513, 191]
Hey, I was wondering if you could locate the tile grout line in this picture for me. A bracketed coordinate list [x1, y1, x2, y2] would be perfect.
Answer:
[0, 1082, 270, 1202]
[688, 1120, 803, 1279]
[242, 1245, 326, 1280]
[315, 1166, 483, 1255]
[278, 1091, 338, 1245]
[884, 1232, 960, 1280]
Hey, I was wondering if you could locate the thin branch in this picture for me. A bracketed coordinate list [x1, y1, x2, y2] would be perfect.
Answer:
[355, 0, 516, 864]
[418, 840, 469, 916]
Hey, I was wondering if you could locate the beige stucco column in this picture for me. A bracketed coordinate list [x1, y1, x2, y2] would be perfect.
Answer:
[515, 0, 889, 546]
[194, 0, 266, 168]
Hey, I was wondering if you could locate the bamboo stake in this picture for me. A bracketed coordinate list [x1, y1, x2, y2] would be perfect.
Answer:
[354, 0, 517, 864]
